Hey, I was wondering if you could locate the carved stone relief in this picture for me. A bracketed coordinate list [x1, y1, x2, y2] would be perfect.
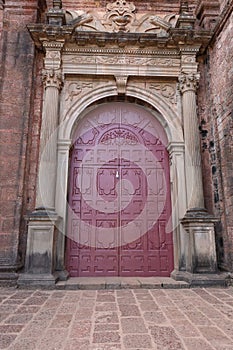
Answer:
[149, 83, 177, 105]
[62, 76, 178, 119]
[65, 82, 94, 102]
[127, 78, 178, 108]
[42, 69, 63, 90]
[65, 1, 178, 34]
[62, 53, 179, 67]
[178, 73, 200, 93]
[63, 78, 115, 108]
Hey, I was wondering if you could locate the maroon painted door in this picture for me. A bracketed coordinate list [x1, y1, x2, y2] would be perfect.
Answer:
[66, 103, 174, 277]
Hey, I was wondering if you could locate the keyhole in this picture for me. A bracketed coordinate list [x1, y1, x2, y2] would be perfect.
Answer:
[116, 170, 120, 179]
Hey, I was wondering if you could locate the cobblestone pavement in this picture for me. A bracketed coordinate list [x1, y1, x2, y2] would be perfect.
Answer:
[0, 287, 233, 349]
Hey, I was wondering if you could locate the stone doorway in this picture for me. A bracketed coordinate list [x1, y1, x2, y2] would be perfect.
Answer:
[66, 102, 174, 277]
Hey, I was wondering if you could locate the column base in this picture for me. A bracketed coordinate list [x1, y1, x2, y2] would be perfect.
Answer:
[171, 269, 229, 287]
[18, 273, 59, 288]
[23, 211, 61, 284]
[0, 265, 19, 286]
[56, 269, 69, 281]
[181, 208, 218, 274]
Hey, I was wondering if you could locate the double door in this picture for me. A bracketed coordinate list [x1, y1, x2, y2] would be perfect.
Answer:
[66, 103, 174, 276]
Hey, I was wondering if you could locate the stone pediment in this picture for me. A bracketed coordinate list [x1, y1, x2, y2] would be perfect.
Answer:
[65, 0, 178, 35]
[27, 0, 212, 52]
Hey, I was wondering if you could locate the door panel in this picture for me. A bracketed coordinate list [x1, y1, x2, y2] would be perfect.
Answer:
[66, 102, 174, 277]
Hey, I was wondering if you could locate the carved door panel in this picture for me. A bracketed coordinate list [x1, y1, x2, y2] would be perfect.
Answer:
[66, 102, 174, 277]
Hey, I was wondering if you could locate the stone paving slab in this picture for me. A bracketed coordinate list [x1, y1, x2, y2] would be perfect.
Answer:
[0, 287, 233, 349]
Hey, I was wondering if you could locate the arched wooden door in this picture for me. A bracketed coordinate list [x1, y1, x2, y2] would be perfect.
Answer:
[66, 103, 174, 277]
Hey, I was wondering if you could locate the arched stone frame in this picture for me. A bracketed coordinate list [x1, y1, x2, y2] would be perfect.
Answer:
[54, 83, 187, 277]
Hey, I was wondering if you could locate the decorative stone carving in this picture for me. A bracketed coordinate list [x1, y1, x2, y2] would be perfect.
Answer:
[66, 2, 178, 34]
[181, 55, 196, 64]
[65, 82, 93, 102]
[43, 41, 64, 70]
[149, 83, 176, 104]
[178, 73, 200, 93]
[100, 129, 139, 146]
[42, 69, 63, 90]
[62, 53, 179, 67]
[103, 0, 136, 32]
[115, 75, 128, 94]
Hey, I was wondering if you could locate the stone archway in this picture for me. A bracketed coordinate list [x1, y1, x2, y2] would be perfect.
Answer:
[65, 102, 174, 277]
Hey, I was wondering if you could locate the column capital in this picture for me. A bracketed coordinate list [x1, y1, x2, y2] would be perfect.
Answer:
[42, 69, 63, 90]
[178, 73, 200, 94]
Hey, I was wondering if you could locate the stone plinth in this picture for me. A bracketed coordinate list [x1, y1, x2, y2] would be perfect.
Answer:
[18, 211, 60, 286]
[182, 208, 218, 273]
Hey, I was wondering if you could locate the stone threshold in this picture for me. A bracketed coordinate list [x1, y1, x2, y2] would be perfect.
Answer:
[56, 277, 190, 290]
[16, 273, 230, 289]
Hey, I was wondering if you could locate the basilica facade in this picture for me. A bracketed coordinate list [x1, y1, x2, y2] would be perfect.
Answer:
[0, 0, 232, 286]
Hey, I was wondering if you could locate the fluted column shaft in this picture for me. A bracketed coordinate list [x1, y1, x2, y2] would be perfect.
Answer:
[36, 69, 62, 211]
[179, 73, 204, 209]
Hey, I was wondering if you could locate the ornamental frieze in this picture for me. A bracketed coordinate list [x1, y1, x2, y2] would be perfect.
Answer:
[62, 54, 179, 67]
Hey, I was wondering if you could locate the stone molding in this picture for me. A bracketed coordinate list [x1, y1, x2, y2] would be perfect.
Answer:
[178, 73, 200, 94]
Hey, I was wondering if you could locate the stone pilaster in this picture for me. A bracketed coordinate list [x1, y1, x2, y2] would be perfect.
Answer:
[35, 68, 63, 211]
[173, 71, 219, 281]
[19, 42, 65, 286]
[179, 72, 204, 209]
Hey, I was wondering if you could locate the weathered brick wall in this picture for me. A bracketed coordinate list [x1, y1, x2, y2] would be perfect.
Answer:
[0, 0, 46, 279]
[198, 7, 233, 271]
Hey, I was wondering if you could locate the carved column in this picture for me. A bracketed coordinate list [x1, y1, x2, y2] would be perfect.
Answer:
[179, 73, 204, 209]
[174, 72, 219, 281]
[18, 42, 65, 286]
[35, 69, 63, 211]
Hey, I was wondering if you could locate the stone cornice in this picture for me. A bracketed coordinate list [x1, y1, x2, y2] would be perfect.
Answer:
[27, 24, 212, 53]
[63, 47, 180, 56]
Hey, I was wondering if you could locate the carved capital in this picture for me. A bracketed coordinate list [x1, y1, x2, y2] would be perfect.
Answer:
[178, 73, 200, 94]
[42, 69, 63, 90]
